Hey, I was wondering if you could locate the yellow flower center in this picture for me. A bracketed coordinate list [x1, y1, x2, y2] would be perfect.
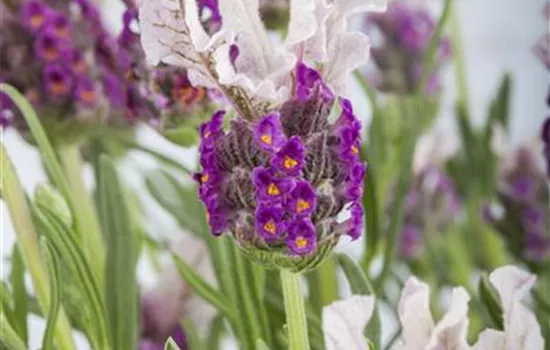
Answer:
[296, 199, 310, 213]
[79, 89, 96, 104]
[30, 14, 45, 28]
[201, 173, 209, 183]
[284, 156, 298, 169]
[267, 183, 280, 196]
[204, 130, 211, 138]
[51, 81, 68, 94]
[351, 145, 359, 155]
[263, 220, 276, 235]
[295, 236, 308, 249]
[260, 134, 272, 145]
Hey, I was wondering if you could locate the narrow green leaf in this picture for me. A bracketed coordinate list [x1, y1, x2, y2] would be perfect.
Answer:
[10, 247, 28, 345]
[171, 254, 236, 320]
[205, 315, 226, 350]
[40, 238, 61, 350]
[164, 337, 182, 350]
[182, 319, 202, 349]
[98, 156, 138, 350]
[144, 173, 203, 235]
[0, 85, 70, 205]
[336, 254, 381, 350]
[0, 144, 76, 350]
[164, 126, 200, 147]
[229, 243, 263, 350]
[33, 206, 109, 349]
[486, 73, 512, 132]
[256, 339, 272, 350]
[0, 312, 27, 350]
[478, 273, 504, 330]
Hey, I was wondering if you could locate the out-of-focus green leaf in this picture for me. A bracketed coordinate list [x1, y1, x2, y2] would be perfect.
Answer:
[33, 206, 109, 349]
[182, 319, 202, 349]
[256, 339, 272, 350]
[0, 312, 26, 350]
[336, 254, 380, 350]
[145, 172, 204, 235]
[98, 156, 138, 350]
[164, 126, 200, 148]
[40, 237, 61, 350]
[10, 247, 28, 345]
[478, 273, 504, 330]
[485, 73, 512, 134]
[172, 254, 236, 320]
[205, 315, 226, 350]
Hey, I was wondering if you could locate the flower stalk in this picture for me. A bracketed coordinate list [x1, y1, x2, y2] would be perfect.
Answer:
[0, 144, 77, 350]
[58, 144, 105, 285]
[281, 269, 310, 350]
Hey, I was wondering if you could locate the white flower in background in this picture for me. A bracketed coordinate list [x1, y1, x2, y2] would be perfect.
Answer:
[397, 277, 471, 350]
[323, 295, 376, 350]
[138, 0, 387, 118]
[472, 266, 544, 350]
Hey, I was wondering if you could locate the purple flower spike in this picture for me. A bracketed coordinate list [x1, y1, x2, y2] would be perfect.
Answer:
[74, 76, 97, 107]
[295, 62, 333, 103]
[102, 73, 126, 108]
[44, 65, 72, 98]
[204, 195, 229, 236]
[255, 205, 286, 242]
[35, 30, 68, 62]
[346, 202, 364, 241]
[200, 110, 225, 140]
[252, 167, 295, 202]
[271, 136, 305, 176]
[21, 1, 51, 32]
[253, 113, 287, 151]
[287, 218, 317, 256]
[289, 181, 317, 217]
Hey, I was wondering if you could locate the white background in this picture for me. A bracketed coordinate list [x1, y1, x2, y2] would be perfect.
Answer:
[1, 0, 548, 348]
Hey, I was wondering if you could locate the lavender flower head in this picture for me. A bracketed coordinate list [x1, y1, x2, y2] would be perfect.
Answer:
[484, 147, 550, 263]
[391, 165, 461, 260]
[364, 1, 451, 95]
[0, 0, 156, 143]
[138, 0, 387, 270]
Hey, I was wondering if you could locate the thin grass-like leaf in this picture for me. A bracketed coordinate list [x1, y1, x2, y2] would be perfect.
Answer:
[0, 312, 27, 350]
[172, 254, 236, 321]
[9, 247, 28, 345]
[164, 338, 182, 350]
[40, 238, 61, 350]
[98, 156, 139, 350]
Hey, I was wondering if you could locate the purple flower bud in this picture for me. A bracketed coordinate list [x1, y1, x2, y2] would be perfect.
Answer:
[521, 205, 545, 231]
[348, 162, 367, 184]
[73, 0, 101, 24]
[542, 117, 550, 145]
[295, 63, 332, 102]
[524, 232, 550, 262]
[271, 136, 305, 176]
[509, 174, 538, 202]
[34, 30, 69, 62]
[399, 225, 423, 259]
[43, 64, 72, 98]
[21, 1, 52, 32]
[255, 204, 286, 242]
[70, 50, 88, 74]
[50, 12, 71, 40]
[289, 181, 317, 217]
[204, 194, 230, 236]
[74, 75, 97, 107]
[102, 72, 126, 108]
[287, 218, 317, 256]
[252, 166, 296, 202]
[253, 113, 287, 151]
[345, 202, 364, 241]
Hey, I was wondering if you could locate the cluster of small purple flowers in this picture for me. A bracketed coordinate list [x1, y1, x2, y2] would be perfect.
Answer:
[396, 166, 461, 260]
[194, 63, 366, 259]
[0, 0, 155, 135]
[365, 1, 451, 95]
[485, 148, 550, 262]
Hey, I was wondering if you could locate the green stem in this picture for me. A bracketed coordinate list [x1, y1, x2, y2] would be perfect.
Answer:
[415, 0, 455, 96]
[58, 145, 105, 285]
[1, 145, 77, 350]
[281, 270, 310, 350]
[450, 10, 470, 109]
